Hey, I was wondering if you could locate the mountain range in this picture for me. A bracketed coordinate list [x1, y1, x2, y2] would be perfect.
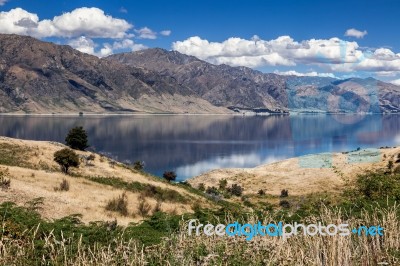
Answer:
[0, 34, 399, 114]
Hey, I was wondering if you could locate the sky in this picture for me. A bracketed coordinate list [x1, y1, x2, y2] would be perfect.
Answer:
[1, 0, 400, 83]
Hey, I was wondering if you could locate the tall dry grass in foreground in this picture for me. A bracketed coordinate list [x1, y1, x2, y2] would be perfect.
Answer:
[0, 204, 399, 265]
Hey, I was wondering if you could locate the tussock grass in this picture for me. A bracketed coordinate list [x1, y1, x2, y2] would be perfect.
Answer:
[88, 176, 188, 203]
[54, 178, 70, 192]
[0, 203, 399, 265]
[105, 192, 129, 216]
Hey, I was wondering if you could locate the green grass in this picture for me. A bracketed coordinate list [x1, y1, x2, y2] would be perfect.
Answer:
[1, 168, 400, 265]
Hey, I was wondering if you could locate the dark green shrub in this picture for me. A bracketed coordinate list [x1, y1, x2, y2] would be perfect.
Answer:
[133, 161, 145, 171]
[279, 200, 291, 208]
[163, 171, 177, 182]
[228, 184, 243, 197]
[53, 148, 79, 174]
[206, 186, 219, 195]
[280, 189, 289, 197]
[355, 171, 400, 200]
[65, 126, 89, 151]
[258, 189, 265, 195]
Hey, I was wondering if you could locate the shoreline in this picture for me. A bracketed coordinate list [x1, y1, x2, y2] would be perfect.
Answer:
[0, 112, 398, 117]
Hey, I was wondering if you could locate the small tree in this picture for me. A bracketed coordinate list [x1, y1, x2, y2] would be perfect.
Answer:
[54, 148, 79, 174]
[163, 171, 177, 182]
[65, 126, 89, 151]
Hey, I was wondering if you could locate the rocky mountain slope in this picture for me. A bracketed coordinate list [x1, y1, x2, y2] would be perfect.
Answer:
[108, 48, 288, 113]
[0, 34, 400, 114]
[109, 48, 400, 114]
[0, 34, 226, 113]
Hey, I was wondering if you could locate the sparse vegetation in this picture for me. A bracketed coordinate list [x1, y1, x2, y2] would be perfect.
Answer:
[133, 161, 145, 171]
[53, 148, 80, 174]
[0, 143, 32, 167]
[388, 160, 394, 170]
[153, 199, 162, 213]
[205, 186, 219, 195]
[54, 178, 70, 192]
[218, 179, 227, 190]
[198, 183, 205, 191]
[105, 192, 129, 216]
[88, 176, 187, 203]
[280, 189, 289, 197]
[138, 194, 151, 218]
[86, 154, 95, 165]
[65, 126, 89, 151]
[163, 171, 177, 182]
[279, 199, 291, 208]
[351, 170, 400, 200]
[0, 168, 11, 190]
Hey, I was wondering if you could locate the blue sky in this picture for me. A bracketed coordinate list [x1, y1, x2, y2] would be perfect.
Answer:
[1, 0, 400, 83]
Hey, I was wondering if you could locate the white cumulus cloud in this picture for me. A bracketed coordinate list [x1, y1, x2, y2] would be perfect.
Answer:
[68, 36, 96, 55]
[344, 28, 368, 39]
[0, 7, 132, 39]
[172, 35, 400, 75]
[134, 27, 157, 39]
[68, 37, 147, 57]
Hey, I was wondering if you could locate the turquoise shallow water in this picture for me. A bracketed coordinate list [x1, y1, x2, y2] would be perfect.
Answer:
[0, 114, 399, 180]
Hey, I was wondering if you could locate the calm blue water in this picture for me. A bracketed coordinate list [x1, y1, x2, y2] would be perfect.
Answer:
[0, 114, 399, 180]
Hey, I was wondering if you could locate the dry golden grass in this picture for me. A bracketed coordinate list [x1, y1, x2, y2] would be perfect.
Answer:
[189, 147, 400, 197]
[0, 137, 210, 225]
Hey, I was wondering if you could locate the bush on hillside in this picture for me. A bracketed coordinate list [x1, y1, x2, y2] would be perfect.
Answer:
[65, 126, 89, 151]
[53, 148, 80, 174]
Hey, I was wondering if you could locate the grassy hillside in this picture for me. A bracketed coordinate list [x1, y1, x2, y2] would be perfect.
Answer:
[0, 136, 399, 265]
[0, 136, 222, 225]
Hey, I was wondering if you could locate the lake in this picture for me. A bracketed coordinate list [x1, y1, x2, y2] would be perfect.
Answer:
[0, 114, 399, 180]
